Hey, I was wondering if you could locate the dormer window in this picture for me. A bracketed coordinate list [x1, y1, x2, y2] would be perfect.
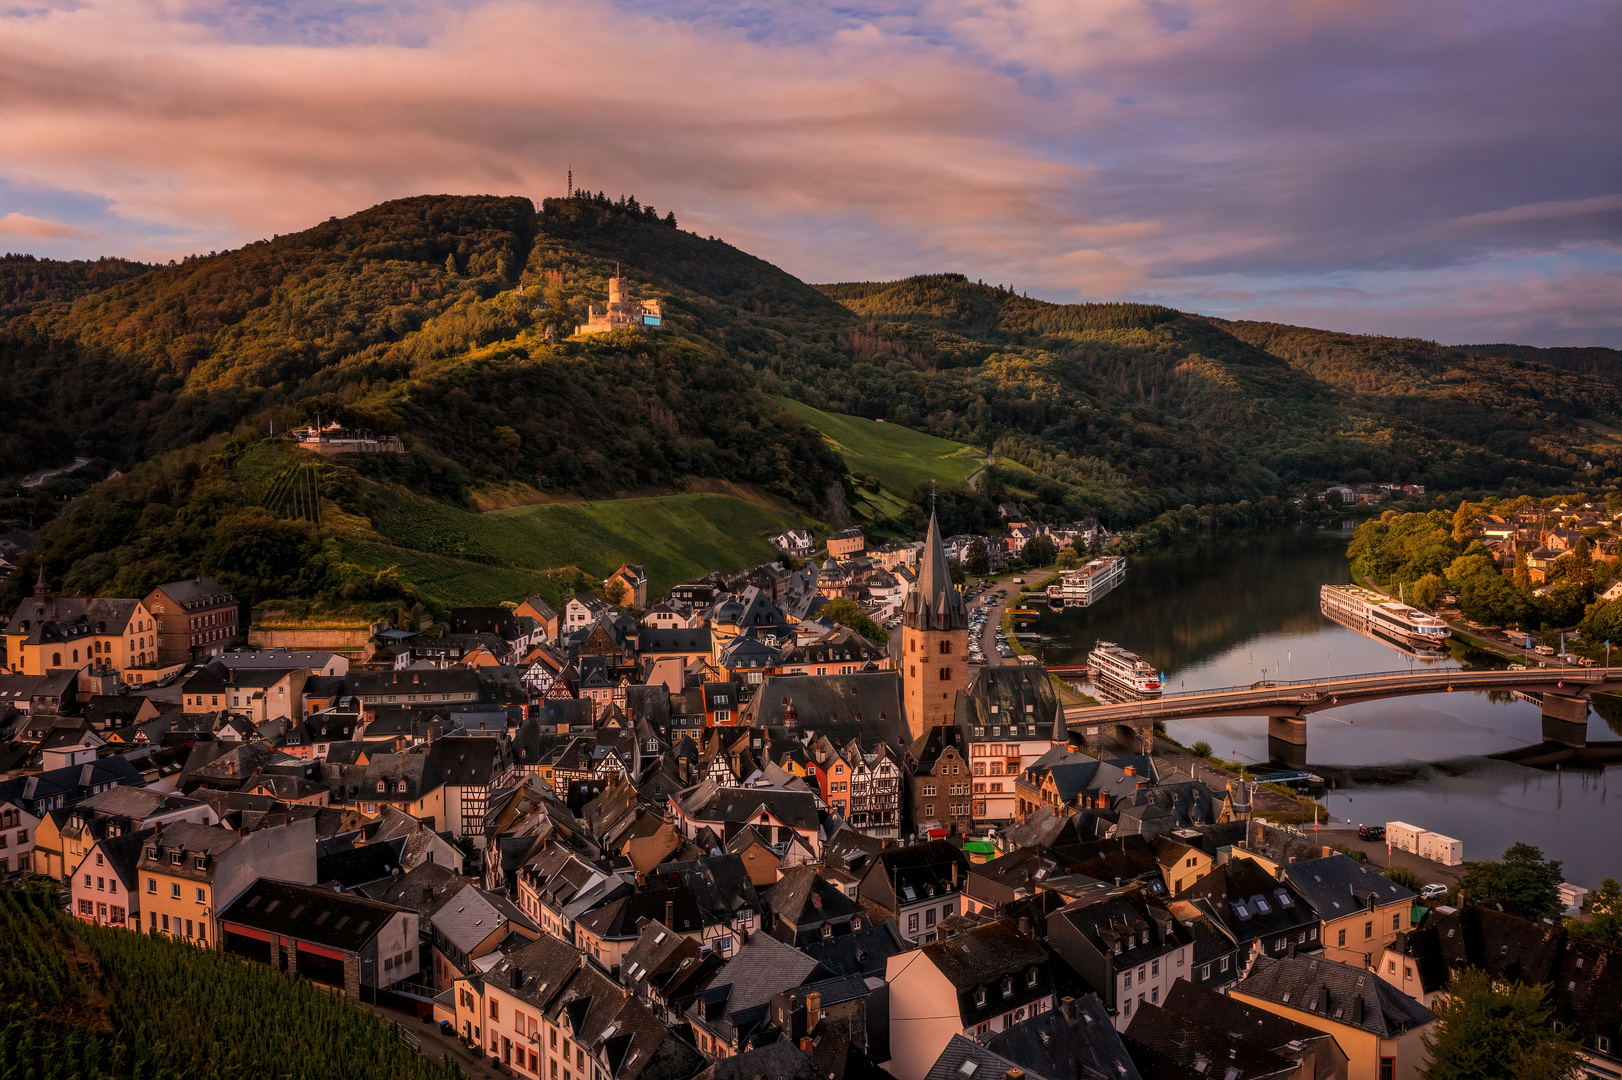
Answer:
[376, 781, 386, 793]
[1027, 968, 1038, 987]
[974, 988, 987, 1008]
[397, 780, 409, 794]
[169, 852, 182, 865]
[193, 856, 206, 870]
[1001, 978, 1013, 999]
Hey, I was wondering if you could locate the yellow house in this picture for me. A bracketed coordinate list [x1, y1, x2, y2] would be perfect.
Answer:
[1154, 834, 1214, 896]
[4, 588, 157, 676]
[1282, 854, 1418, 969]
[1230, 954, 1434, 1080]
[135, 818, 317, 944]
[36, 789, 216, 881]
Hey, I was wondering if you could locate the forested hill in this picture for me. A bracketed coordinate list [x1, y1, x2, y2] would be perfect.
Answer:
[1457, 342, 1622, 390]
[2, 194, 1619, 614]
[810, 275, 1622, 510]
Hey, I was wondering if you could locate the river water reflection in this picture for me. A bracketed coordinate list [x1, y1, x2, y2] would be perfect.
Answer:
[1029, 526, 1622, 886]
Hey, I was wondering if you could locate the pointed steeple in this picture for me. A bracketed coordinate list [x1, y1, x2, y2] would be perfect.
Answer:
[33, 567, 49, 600]
[904, 509, 967, 631]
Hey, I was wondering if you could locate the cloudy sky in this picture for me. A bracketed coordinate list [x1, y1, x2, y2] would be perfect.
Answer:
[2, 0, 1618, 345]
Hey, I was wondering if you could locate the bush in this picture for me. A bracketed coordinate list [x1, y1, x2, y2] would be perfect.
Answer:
[1332, 843, 1369, 863]
[1191, 740, 1212, 758]
[1386, 865, 1423, 892]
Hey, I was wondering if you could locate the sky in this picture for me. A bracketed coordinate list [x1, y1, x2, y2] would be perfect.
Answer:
[1, 0, 1618, 346]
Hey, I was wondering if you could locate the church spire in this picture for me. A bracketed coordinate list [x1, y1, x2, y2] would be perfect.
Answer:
[904, 505, 967, 632]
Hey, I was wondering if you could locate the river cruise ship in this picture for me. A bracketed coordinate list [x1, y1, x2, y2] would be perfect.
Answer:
[1088, 641, 1162, 696]
[1047, 556, 1126, 608]
[1319, 584, 1450, 647]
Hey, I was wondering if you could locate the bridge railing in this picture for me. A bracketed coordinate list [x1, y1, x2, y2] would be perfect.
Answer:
[1065, 665, 1622, 716]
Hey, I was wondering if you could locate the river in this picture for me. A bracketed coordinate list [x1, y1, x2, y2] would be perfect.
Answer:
[1028, 526, 1622, 888]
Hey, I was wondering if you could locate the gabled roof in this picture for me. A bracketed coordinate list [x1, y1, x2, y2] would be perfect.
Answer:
[764, 864, 860, 928]
[1236, 954, 1433, 1037]
[799, 920, 907, 977]
[989, 994, 1142, 1080]
[922, 1033, 1054, 1080]
[1281, 854, 1416, 918]
[220, 879, 409, 952]
[746, 672, 908, 749]
[696, 932, 825, 1021]
[920, 918, 1049, 990]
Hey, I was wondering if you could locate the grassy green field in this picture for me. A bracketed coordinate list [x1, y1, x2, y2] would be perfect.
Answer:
[773, 397, 983, 501]
[343, 485, 811, 607]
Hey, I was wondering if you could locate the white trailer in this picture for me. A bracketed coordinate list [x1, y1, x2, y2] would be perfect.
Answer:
[1386, 821, 1425, 855]
[1417, 832, 1464, 866]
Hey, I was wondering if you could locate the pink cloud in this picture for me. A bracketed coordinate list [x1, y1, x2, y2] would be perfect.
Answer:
[0, 0, 1616, 344]
[0, 211, 91, 239]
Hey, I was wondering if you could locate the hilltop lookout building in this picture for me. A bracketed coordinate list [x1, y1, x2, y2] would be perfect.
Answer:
[576, 272, 663, 335]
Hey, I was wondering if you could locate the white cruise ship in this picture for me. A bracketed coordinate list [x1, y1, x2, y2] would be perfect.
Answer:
[1047, 556, 1126, 608]
[1320, 584, 1450, 647]
[1088, 641, 1162, 696]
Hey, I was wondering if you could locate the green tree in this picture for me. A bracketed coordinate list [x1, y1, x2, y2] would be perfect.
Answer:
[1451, 501, 1479, 544]
[964, 537, 990, 577]
[1458, 842, 1564, 920]
[1422, 967, 1579, 1080]
[1410, 573, 1445, 610]
[1578, 599, 1622, 648]
[602, 577, 628, 607]
[1566, 877, 1622, 946]
[820, 596, 888, 645]
[1022, 534, 1057, 568]
[1386, 865, 1423, 892]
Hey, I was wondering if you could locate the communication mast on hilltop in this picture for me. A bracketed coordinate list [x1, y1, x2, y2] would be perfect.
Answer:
[567, 166, 572, 198]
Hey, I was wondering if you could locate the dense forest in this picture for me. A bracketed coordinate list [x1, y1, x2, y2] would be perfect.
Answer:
[0, 885, 457, 1080]
[2, 192, 1620, 615]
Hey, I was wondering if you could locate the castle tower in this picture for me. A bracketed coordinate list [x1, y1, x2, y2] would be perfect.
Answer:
[901, 508, 969, 740]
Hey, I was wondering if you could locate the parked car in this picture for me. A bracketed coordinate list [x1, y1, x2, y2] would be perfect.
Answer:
[1420, 883, 1448, 901]
[1357, 824, 1386, 841]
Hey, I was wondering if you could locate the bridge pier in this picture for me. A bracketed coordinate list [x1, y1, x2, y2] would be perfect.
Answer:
[1267, 714, 1308, 770]
[1541, 693, 1590, 748]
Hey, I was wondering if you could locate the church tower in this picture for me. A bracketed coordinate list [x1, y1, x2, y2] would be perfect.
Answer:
[902, 508, 969, 741]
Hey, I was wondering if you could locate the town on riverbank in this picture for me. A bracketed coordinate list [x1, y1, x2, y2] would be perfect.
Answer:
[0, 493, 1617, 1080]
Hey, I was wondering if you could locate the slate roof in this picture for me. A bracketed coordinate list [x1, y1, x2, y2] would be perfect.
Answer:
[1175, 856, 1315, 945]
[1236, 954, 1432, 1037]
[1125, 998, 1295, 1080]
[798, 922, 908, 977]
[989, 994, 1142, 1080]
[922, 1034, 1053, 1080]
[746, 672, 909, 749]
[903, 511, 967, 632]
[703, 1041, 817, 1080]
[679, 784, 822, 834]
[764, 864, 861, 930]
[1281, 854, 1416, 919]
[922, 918, 1050, 990]
[317, 838, 408, 889]
[1159, 979, 1331, 1056]
[696, 932, 825, 1022]
[220, 879, 408, 951]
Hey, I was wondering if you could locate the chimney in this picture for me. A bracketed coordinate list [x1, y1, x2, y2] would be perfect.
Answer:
[1018, 916, 1031, 937]
[799, 1037, 813, 1052]
[665, 900, 675, 925]
[1060, 996, 1076, 1023]
[1005, 1071, 1025, 1080]
[951, 861, 959, 888]
[806, 991, 821, 1033]
[511, 966, 523, 990]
